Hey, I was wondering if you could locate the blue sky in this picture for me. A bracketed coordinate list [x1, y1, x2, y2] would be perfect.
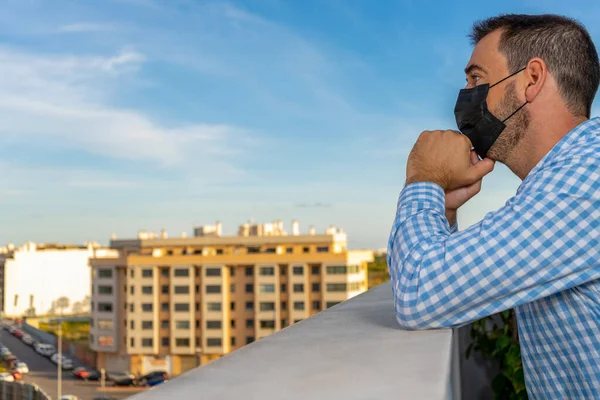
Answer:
[1, 0, 599, 249]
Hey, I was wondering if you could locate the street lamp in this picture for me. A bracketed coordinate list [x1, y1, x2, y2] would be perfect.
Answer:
[55, 297, 70, 399]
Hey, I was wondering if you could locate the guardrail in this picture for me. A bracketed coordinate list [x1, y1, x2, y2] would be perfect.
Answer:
[0, 380, 51, 400]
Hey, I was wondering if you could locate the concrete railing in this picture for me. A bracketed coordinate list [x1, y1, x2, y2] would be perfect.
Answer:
[132, 282, 460, 400]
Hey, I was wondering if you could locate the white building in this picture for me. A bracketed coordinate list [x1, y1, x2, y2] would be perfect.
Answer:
[0, 242, 106, 317]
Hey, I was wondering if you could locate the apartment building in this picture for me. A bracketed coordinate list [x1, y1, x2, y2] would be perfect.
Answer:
[0, 242, 103, 317]
[90, 220, 373, 376]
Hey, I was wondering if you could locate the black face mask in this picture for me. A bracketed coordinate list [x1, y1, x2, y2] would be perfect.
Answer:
[454, 68, 527, 158]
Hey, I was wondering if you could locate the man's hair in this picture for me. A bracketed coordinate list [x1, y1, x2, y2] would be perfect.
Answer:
[470, 14, 599, 118]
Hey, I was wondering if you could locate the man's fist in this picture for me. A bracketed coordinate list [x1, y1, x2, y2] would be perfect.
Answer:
[406, 130, 495, 191]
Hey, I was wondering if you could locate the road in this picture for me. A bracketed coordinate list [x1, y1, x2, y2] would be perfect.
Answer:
[0, 328, 143, 400]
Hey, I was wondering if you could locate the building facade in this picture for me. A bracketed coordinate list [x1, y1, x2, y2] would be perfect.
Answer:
[0, 242, 103, 317]
[90, 221, 373, 376]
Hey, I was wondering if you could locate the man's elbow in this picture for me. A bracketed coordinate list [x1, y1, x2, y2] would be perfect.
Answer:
[394, 304, 453, 330]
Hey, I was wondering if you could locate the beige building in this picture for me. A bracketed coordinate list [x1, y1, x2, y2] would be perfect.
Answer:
[90, 220, 373, 376]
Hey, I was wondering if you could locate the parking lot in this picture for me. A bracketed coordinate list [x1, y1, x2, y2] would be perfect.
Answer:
[0, 328, 143, 399]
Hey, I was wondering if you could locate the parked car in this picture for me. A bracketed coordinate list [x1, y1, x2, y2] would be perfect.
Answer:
[50, 353, 74, 370]
[10, 370, 22, 381]
[21, 335, 34, 346]
[106, 371, 135, 382]
[144, 377, 168, 387]
[12, 330, 24, 338]
[72, 367, 88, 379]
[7, 326, 17, 334]
[0, 372, 14, 382]
[85, 370, 101, 381]
[4, 354, 17, 364]
[7, 359, 20, 369]
[138, 371, 168, 386]
[34, 343, 55, 357]
[112, 377, 136, 387]
[0, 347, 10, 356]
[13, 362, 29, 375]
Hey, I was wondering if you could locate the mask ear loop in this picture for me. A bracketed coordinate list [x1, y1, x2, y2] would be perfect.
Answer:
[489, 67, 527, 89]
[501, 100, 528, 123]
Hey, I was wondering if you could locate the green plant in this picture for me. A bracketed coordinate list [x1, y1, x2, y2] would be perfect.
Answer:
[466, 310, 528, 400]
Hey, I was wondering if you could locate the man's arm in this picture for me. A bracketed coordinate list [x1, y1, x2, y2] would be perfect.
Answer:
[387, 178, 600, 330]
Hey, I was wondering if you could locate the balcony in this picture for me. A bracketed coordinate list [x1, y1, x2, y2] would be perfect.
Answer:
[132, 282, 464, 399]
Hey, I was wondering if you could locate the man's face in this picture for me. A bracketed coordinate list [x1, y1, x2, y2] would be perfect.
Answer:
[464, 30, 530, 162]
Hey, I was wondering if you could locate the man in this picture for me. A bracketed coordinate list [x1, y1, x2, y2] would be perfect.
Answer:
[387, 14, 600, 398]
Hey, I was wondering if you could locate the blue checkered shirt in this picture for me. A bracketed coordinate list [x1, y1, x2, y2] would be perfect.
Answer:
[388, 118, 600, 399]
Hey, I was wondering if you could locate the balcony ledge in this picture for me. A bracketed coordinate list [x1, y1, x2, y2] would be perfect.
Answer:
[132, 282, 456, 400]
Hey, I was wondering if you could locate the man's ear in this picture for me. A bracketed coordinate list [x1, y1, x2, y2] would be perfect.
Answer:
[524, 58, 547, 103]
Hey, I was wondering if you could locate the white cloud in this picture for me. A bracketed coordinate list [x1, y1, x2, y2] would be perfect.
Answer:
[0, 46, 250, 168]
[58, 23, 115, 33]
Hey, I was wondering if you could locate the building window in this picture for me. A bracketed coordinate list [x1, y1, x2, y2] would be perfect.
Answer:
[130, 338, 134, 347]
[245, 284, 253, 293]
[142, 338, 153, 347]
[231, 320, 236, 328]
[161, 269, 169, 277]
[142, 321, 153, 330]
[259, 267, 274, 276]
[196, 320, 200, 328]
[129, 304, 134, 312]
[175, 321, 190, 329]
[230, 284, 235, 293]
[161, 337, 169, 346]
[326, 301, 341, 308]
[260, 302, 275, 311]
[279, 265, 287, 275]
[293, 284, 304, 293]
[311, 265, 320, 275]
[174, 303, 189, 312]
[174, 286, 189, 294]
[98, 285, 113, 295]
[303, 247, 310, 253]
[142, 303, 153, 312]
[316, 247, 329, 253]
[312, 283, 320, 292]
[195, 285, 200, 293]
[195, 302, 200, 312]
[260, 320, 275, 329]
[293, 302, 304, 311]
[247, 247, 260, 254]
[259, 284, 274, 293]
[206, 321, 222, 329]
[174, 268, 189, 277]
[246, 337, 254, 344]
[245, 302, 254, 311]
[281, 319, 288, 327]
[206, 285, 221, 294]
[161, 303, 169, 312]
[98, 320, 113, 330]
[231, 337, 236, 346]
[216, 248, 224, 255]
[195, 337, 200, 347]
[161, 285, 169, 294]
[98, 336, 114, 346]
[98, 269, 113, 279]
[281, 301, 287, 309]
[264, 248, 276, 254]
[246, 319, 254, 328]
[207, 338, 222, 347]
[327, 283, 347, 292]
[98, 303, 113, 312]
[161, 320, 169, 329]
[142, 269, 153, 278]
[280, 284, 287, 293]
[230, 267, 235, 276]
[245, 267, 253, 276]
[130, 320, 134, 329]
[142, 286, 153, 295]
[206, 268, 221, 277]
[175, 338, 190, 347]
[130, 286, 134, 295]
[312, 301, 321, 311]
[292, 266, 303, 275]
[230, 302, 235, 311]
[326, 266, 359, 274]
[194, 249, 203, 255]
[208, 302, 222, 311]
[286, 247, 293, 254]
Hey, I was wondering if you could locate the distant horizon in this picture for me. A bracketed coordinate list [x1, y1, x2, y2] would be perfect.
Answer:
[1, 0, 598, 249]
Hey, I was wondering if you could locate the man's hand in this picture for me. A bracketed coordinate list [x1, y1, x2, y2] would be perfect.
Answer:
[406, 130, 495, 226]
[406, 130, 495, 190]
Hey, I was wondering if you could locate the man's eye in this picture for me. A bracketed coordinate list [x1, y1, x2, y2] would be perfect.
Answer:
[472, 74, 481, 84]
